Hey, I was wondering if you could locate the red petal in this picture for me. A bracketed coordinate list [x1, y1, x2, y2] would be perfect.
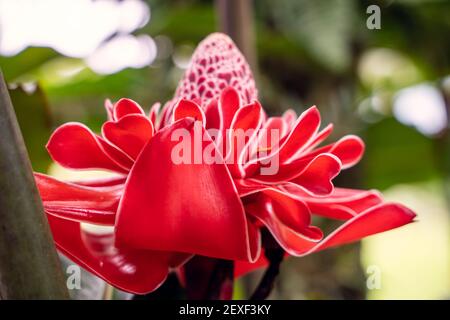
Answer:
[204, 99, 224, 147]
[235, 201, 415, 277]
[291, 153, 341, 196]
[261, 117, 288, 143]
[303, 123, 334, 152]
[299, 135, 365, 169]
[244, 106, 320, 177]
[173, 99, 206, 124]
[47, 215, 171, 294]
[249, 154, 318, 184]
[169, 253, 193, 268]
[158, 100, 176, 130]
[302, 203, 416, 254]
[249, 117, 288, 160]
[47, 123, 128, 173]
[97, 137, 134, 170]
[234, 250, 268, 278]
[245, 199, 319, 256]
[104, 99, 114, 121]
[225, 102, 263, 177]
[261, 189, 322, 241]
[250, 153, 341, 195]
[282, 185, 383, 220]
[326, 135, 365, 169]
[113, 98, 145, 120]
[35, 173, 119, 225]
[247, 199, 415, 256]
[220, 87, 240, 130]
[204, 99, 221, 131]
[149, 102, 161, 127]
[102, 114, 154, 160]
[71, 175, 126, 188]
[277, 106, 321, 163]
[115, 119, 260, 262]
[234, 178, 268, 197]
[282, 109, 297, 130]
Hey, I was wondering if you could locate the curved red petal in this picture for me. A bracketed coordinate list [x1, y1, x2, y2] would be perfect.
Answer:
[250, 155, 312, 183]
[157, 100, 174, 130]
[113, 98, 145, 120]
[35, 173, 119, 225]
[300, 135, 365, 169]
[102, 114, 154, 160]
[327, 135, 365, 169]
[234, 250, 268, 278]
[249, 117, 288, 160]
[204, 99, 221, 130]
[303, 123, 334, 152]
[97, 137, 134, 170]
[277, 106, 321, 163]
[247, 201, 415, 256]
[149, 102, 161, 127]
[47, 123, 128, 173]
[169, 253, 193, 268]
[282, 109, 297, 130]
[47, 215, 170, 294]
[282, 184, 383, 220]
[291, 153, 341, 196]
[259, 117, 288, 146]
[234, 178, 269, 197]
[244, 106, 320, 177]
[261, 189, 322, 241]
[220, 87, 241, 130]
[115, 119, 259, 262]
[173, 99, 206, 124]
[235, 194, 412, 276]
[245, 198, 322, 254]
[226, 102, 263, 177]
[72, 175, 126, 188]
[104, 99, 114, 121]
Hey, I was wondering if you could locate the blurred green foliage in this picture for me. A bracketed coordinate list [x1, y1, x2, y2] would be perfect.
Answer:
[8, 85, 52, 172]
[364, 118, 439, 189]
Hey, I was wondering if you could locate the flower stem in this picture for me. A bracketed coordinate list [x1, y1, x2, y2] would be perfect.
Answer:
[250, 234, 284, 300]
[184, 256, 234, 300]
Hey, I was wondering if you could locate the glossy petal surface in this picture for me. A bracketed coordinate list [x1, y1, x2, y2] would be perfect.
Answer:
[48, 215, 170, 294]
[116, 119, 259, 262]
[47, 123, 127, 173]
[246, 200, 415, 256]
[103, 114, 153, 160]
[36, 173, 119, 225]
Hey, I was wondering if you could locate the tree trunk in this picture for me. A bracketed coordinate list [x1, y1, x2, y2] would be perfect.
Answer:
[216, 0, 258, 77]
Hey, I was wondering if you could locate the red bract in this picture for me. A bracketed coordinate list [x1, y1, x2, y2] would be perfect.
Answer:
[152, 33, 416, 277]
[37, 99, 192, 294]
[35, 33, 416, 294]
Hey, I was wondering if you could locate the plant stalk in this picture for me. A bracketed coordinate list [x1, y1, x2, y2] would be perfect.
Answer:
[0, 70, 69, 299]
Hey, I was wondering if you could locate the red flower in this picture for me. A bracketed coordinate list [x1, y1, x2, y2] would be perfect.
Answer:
[35, 33, 416, 294]
[36, 99, 192, 294]
[149, 33, 416, 276]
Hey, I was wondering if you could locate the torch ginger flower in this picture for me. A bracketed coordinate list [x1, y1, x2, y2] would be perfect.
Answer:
[34, 33, 416, 295]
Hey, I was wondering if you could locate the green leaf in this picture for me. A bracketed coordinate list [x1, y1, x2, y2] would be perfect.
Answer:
[9, 84, 53, 172]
